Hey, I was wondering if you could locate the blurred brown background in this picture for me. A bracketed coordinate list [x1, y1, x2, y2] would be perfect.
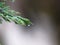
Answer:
[0, 0, 60, 45]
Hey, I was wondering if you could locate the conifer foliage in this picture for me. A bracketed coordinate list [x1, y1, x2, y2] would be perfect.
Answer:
[0, 0, 31, 26]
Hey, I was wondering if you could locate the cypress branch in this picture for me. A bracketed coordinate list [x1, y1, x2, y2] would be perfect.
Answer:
[0, 0, 32, 26]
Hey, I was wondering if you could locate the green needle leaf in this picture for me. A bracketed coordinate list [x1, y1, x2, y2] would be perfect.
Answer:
[0, 1, 32, 26]
[11, 0, 15, 2]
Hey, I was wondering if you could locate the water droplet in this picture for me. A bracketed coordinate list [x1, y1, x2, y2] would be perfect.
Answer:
[28, 24, 31, 27]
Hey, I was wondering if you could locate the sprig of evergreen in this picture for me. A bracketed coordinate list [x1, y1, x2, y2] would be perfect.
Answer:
[0, 0, 31, 26]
